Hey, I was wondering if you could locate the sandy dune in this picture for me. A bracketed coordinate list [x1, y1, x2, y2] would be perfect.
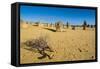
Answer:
[20, 24, 95, 64]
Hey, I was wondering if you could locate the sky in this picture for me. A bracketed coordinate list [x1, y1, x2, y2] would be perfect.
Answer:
[20, 5, 96, 25]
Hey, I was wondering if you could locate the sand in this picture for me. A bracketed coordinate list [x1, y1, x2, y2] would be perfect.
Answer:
[20, 24, 96, 64]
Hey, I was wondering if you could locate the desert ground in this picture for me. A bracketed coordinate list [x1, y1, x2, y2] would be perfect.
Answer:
[20, 23, 96, 64]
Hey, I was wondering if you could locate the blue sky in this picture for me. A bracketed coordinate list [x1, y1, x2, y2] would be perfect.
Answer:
[20, 5, 96, 25]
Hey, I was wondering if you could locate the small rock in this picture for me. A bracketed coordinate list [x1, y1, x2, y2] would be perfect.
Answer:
[91, 56, 94, 59]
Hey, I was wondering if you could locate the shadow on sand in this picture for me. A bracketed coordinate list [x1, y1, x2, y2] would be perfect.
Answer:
[44, 28, 56, 32]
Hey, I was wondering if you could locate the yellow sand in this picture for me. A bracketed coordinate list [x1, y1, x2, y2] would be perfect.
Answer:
[20, 24, 95, 64]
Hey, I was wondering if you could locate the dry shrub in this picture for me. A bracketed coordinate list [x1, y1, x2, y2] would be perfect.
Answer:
[24, 36, 53, 59]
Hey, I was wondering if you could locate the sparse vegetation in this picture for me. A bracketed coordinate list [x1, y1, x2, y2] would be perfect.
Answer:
[20, 20, 95, 64]
[23, 36, 53, 59]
